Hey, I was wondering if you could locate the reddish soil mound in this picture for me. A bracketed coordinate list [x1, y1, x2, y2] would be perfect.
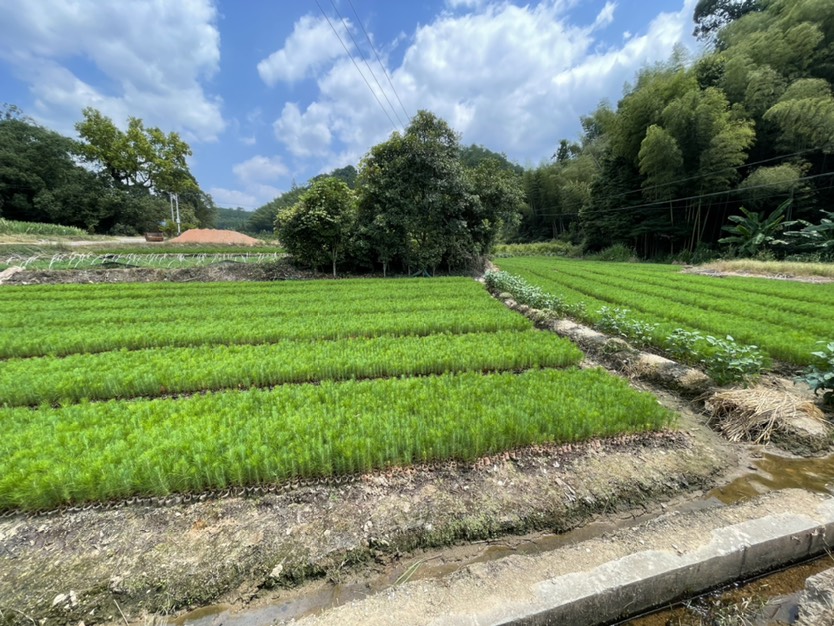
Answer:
[169, 229, 261, 245]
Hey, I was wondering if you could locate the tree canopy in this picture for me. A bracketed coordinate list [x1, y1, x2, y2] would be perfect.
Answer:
[353, 111, 520, 275]
[0, 105, 214, 234]
[515, 0, 834, 260]
[75, 108, 196, 195]
[275, 177, 355, 276]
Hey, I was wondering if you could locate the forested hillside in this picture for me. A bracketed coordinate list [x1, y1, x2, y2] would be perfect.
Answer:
[519, 0, 834, 259]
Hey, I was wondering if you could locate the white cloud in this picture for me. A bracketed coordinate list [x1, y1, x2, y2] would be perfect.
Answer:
[446, 0, 487, 8]
[593, 2, 617, 30]
[264, 0, 698, 169]
[209, 187, 260, 209]
[0, 0, 224, 141]
[213, 156, 288, 208]
[257, 14, 350, 85]
[273, 102, 335, 157]
[233, 155, 289, 183]
[210, 182, 283, 209]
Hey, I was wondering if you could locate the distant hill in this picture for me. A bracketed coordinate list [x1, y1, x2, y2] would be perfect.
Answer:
[215, 207, 251, 232]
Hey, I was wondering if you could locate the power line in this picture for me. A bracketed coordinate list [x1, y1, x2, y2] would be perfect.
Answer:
[544, 148, 820, 210]
[313, 0, 399, 133]
[533, 171, 834, 219]
[346, 0, 411, 123]
[615, 148, 819, 202]
[531, 148, 824, 219]
[329, 0, 405, 130]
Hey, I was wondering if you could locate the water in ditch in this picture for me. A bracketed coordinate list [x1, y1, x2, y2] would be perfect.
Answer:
[624, 555, 834, 626]
[168, 451, 834, 626]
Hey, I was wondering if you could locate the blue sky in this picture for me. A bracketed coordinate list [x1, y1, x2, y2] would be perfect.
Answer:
[0, 0, 702, 210]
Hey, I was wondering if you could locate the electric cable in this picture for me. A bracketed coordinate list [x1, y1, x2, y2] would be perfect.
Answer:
[346, 0, 412, 123]
[329, 0, 406, 130]
[313, 0, 399, 133]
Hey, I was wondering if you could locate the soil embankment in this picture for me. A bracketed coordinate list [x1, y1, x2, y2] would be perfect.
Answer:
[0, 259, 308, 285]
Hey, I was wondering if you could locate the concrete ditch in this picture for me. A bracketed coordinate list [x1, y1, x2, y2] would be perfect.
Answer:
[294, 489, 834, 626]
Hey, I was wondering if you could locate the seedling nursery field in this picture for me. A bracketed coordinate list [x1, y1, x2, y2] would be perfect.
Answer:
[495, 257, 834, 367]
[0, 276, 674, 513]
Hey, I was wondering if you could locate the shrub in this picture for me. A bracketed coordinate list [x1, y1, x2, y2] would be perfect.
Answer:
[587, 243, 638, 262]
[493, 241, 581, 258]
[667, 329, 767, 385]
[798, 342, 834, 405]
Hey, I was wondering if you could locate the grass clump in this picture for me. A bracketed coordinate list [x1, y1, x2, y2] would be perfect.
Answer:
[0, 218, 87, 237]
[698, 259, 834, 279]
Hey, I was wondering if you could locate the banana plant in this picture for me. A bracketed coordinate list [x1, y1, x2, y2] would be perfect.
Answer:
[719, 199, 791, 257]
[784, 210, 834, 258]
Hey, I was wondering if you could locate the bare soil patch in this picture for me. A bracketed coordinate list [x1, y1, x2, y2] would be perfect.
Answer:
[169, 229, 262, 246]
[0, 258, 312, 285]
[683, 266, 834, 283]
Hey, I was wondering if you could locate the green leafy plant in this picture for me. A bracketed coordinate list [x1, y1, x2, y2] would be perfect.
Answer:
[597, 306, 659, 347]
[667, 329, 766, 384]
[719, 200, 790, 257]
[484, 270, 564, 311]
[697, 334, 767, 386]
[798, 342, 834, 404]
[784, 210, 834, 259]
[665, 329, 703, 362]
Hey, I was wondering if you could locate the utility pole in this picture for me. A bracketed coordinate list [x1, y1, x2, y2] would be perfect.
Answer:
[174, 193, 181, 234]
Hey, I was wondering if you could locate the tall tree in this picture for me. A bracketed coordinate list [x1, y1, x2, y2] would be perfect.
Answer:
[275, 177, 355, 277]
[356, 111, 487, 275]
[466, 158, 525, 247]
[75, 108, 195, 195]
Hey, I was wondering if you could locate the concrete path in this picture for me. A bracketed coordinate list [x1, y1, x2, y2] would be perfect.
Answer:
[294, 489, 834, 626]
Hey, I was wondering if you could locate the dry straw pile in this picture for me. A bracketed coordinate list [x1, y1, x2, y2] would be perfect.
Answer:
[706, 387, 827, 444]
